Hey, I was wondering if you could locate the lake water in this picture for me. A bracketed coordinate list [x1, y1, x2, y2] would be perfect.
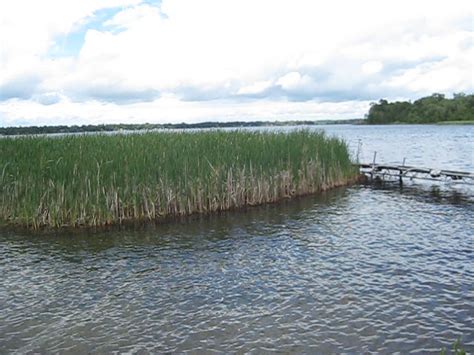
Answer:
[1, 125, 473, 353]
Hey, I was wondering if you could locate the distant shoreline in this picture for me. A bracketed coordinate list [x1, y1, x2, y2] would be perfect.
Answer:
[365, 121, 474, 125]
[2, 117, 473, 136]
[436, 120, 474, 125]
[366, 93, 473, 124]
[0, 119, 365, 136]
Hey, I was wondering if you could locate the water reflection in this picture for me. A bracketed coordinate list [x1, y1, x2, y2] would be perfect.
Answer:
[364, 180, 474, 207]
[1, 184, 473, 353]
[3, 186, 348, 246]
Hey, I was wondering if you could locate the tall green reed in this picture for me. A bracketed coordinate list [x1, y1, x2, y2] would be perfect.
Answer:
[0, 130, 357, 229]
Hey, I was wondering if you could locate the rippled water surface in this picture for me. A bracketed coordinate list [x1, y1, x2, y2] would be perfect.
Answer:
[1, 125, 473, 353]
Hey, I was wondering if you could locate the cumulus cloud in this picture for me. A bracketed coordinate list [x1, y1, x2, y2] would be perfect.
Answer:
[0, 0, 472, 125]
[33, 93, 63, 106]
[0, 96, 371, 127]
[362, 61, 383, 75]
[237, 81, 273, 96]
[0, 0, 141, 100]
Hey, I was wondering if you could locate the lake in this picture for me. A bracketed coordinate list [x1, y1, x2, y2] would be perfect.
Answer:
[1, 124, 473, 353]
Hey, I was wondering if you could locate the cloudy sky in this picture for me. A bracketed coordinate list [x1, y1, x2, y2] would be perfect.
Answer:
[0, 0, 472, 127]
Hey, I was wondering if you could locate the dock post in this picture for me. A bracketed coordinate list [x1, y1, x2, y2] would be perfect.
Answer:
[371, 151, 377, 181]
[399, 158, 406, 186]
[356, 139, 362, 163]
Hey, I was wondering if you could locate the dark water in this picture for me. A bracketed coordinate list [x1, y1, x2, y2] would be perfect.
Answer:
[1, 125, 473, 353]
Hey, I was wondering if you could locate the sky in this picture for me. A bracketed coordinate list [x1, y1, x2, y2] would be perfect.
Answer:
[0, 0, 472, 127]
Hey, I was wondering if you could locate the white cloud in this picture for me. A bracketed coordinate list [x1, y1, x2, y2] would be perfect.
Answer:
[237, 81, 273, 96]
[104, 3, 162, 29]
[0, 0, 473, 125]
[0, 0, 140, 62]
[386, 52, 473, 93]
[0, 0, 140, 98]
[362, 61, 383, 75]
[277, 73, 305, 91]
[0, 96, 371, 127]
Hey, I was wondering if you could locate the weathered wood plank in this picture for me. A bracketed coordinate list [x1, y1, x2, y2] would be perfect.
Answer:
[355, 163, 474, 184]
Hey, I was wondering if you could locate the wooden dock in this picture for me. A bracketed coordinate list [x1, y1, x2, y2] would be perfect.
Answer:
[356, 154, 474, 185]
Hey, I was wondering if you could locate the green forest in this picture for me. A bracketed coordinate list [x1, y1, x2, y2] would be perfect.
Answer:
[366, 93, 474, 124]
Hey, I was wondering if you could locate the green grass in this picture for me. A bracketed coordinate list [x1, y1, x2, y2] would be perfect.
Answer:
[440, 338, 467, 355]
[436, 120, 474, 125]
[0, 130, 357, 229]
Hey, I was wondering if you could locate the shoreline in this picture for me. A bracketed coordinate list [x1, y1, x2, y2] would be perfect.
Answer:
[0, 175, 363, 234]
[361, 121, 474, 125]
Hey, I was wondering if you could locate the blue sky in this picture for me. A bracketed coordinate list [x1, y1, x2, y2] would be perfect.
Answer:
[49, 1, 163, 58]
[49, 8, 121, 58]
[0, 0, 472, 127]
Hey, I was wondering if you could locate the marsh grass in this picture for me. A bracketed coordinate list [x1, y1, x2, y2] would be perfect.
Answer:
[0, 130, 357, 229]
[436, 120, 474, 125]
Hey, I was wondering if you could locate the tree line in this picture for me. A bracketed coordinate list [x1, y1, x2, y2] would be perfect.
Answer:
[0, 119, 363, 136]
[366, 93, 474, 124]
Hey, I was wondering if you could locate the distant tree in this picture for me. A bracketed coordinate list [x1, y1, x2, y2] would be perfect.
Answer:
[366, 93, 473, 124]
